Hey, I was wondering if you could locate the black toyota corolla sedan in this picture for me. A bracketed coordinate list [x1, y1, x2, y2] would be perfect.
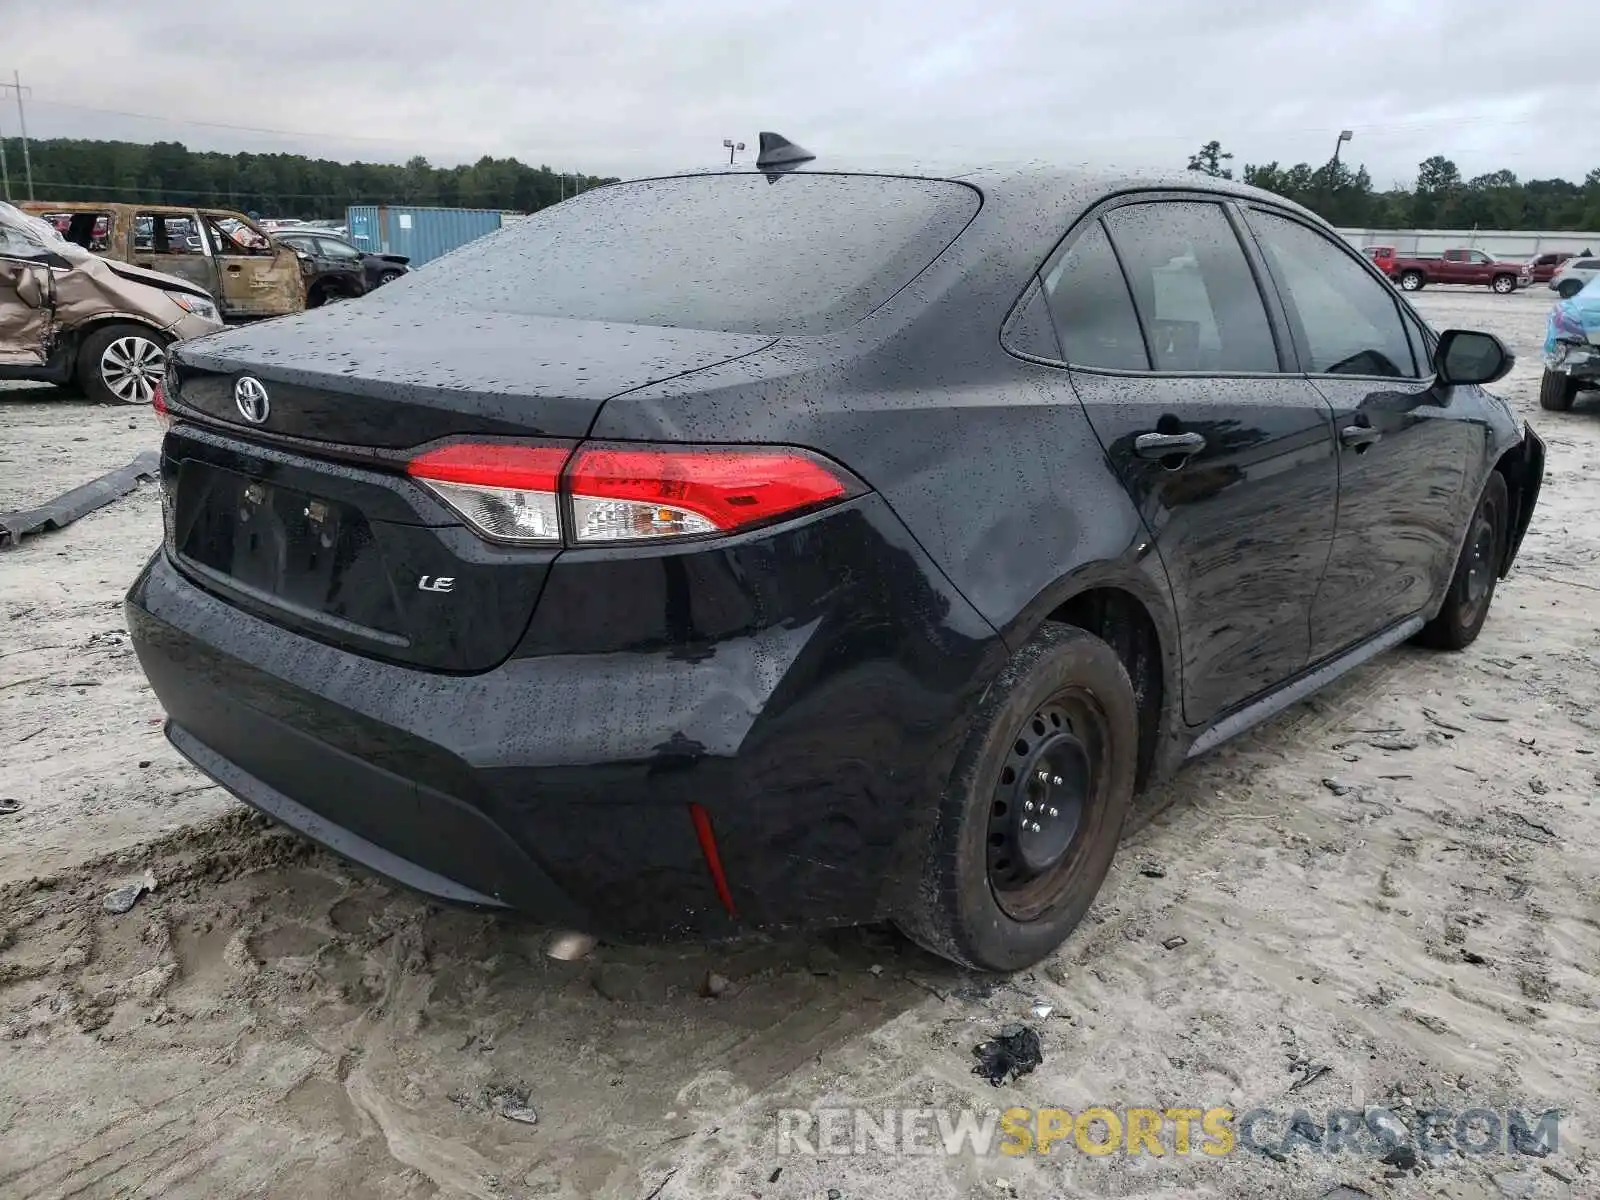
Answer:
[129, 134, 1544, 971]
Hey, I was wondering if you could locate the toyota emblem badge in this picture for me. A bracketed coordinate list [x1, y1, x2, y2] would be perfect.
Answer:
[234, 376, 270, 424]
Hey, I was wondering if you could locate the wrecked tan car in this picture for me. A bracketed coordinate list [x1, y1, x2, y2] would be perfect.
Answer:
[23, 201, 305, 321]
[0, 202, 223, 404]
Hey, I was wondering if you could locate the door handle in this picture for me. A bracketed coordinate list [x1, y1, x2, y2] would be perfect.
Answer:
[1340, 424, 1383, 449]
[1135, 431, 1206, 461]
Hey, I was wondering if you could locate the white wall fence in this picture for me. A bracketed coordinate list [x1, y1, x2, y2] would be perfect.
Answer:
[1336, 228, 1600, 259]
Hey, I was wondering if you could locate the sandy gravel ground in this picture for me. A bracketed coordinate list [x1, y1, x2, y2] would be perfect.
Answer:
[1, 290, 1596, 1200]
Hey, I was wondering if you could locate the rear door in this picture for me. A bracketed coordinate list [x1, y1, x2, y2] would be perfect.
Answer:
[1042, 196, 1339, 726]
[133, 210, 220, 299]
[1241, 205, 1475, 658]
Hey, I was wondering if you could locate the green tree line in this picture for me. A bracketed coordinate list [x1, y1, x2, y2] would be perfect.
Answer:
[0, 138, 617, 217]
[1187, 140, 1600, 230]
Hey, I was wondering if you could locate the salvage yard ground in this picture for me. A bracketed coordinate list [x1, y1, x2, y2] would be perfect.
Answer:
[1, 289, 1597, 1200]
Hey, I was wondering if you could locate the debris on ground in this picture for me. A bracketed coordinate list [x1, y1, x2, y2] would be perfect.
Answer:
[1321, 778, 1353, 796]
[972, 1024, 1043, 1086]
[102, 868, 157, 914]
[1321, 1187, 1374, 1200]
[1031, 1000, 1054, 1020]
[1139, 864, 1166, 878]
[0, 798, 20, 816]
[1380, 1143, 1418, 1171]
[1289, 1114, 1324, 1143]
[544, 930, 596, 961]
[1290, 1063, 1331, 1091]
[1162, 936, 1187, 950]
[0, 451, 160, 547]
[700, 971, 731, 998]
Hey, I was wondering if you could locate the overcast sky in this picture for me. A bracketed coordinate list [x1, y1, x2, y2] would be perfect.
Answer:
[4, 0, 1592, 187]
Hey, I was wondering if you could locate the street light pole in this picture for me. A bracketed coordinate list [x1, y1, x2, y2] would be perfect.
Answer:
[1332, 129, 1353, 167]
[0, 73, 34, 199]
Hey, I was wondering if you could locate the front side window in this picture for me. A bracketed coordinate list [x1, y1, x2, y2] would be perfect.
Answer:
[1101, 200, 1279, 373]
[1040, 220, 1148, 371]
[317, 237, 362, 260]
[1247, 208, 1418, 379]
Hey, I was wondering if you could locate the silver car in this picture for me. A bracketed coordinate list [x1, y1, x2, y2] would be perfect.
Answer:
[1550, 255, 1600, 299]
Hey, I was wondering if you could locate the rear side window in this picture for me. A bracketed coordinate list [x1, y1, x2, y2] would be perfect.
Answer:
[1041, 220, 1149, 370]
[1246, 209, 1418, 379]
[405, 174, 980, 335]
[1102, 201, 1279, 373]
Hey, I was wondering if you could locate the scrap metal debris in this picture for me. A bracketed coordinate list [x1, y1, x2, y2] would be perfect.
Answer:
[0, 798, 19, 815]
[102, 868, 158, 914]
[972, 1025, 1042, 1086]
[0, 451, 160, 547]
[1290, 1062, 1332, 1092]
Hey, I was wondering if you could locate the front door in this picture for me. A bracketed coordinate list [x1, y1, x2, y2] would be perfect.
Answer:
[133, 210, 221, 301]
[1041, 197, 1339, 726]
[202, 214, 305, 318]
[0, 229, 54, 368]
[1240, 206, 1479, 659]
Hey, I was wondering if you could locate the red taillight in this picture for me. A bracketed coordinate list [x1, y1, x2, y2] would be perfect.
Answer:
[407, 443, 571, 544]
[405, 441, 861, 546]
[566, 444, 857, 543]
[152, 382, 171, 430]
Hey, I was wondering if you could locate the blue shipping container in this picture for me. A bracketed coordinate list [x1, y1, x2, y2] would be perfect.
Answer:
[345, 205, 506, 267]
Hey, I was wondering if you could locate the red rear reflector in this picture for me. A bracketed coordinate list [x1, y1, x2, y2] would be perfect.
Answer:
[688, 802, 737, 918]
[566, 444, 857, 543]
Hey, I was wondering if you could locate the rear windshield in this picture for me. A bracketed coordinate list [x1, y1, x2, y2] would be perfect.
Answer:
[402, 173, 980, 335]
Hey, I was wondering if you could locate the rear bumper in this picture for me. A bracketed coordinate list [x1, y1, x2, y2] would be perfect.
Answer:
[127, 495, 1002, 938]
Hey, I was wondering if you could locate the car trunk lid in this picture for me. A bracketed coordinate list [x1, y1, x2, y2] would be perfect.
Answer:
[163, 307, 775, 671]
[169, 304, 776, 445]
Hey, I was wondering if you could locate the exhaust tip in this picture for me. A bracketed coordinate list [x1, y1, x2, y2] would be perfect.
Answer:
[544, 930, 598, 962]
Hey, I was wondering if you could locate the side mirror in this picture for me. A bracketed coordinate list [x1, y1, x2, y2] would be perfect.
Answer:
[1435, 329, 1513, 387]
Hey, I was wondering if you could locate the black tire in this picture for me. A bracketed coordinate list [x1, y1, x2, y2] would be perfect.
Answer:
[1416, 472, 1508, 651]
[1557, 280, 1584, 299]
[1399, 271, 1425, 291]
[1491, 274, 1516, 294]
[306, 283, 326, 309]
[376, 269, 404, 286]
[895, 623, 1138, 972]
[1539, 369, 1579, 412]
[76, 323, 168, 405]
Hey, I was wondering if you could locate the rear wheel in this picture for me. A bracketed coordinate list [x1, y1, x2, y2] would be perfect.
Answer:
[895, 623, 1138, 972]
[1399, 271, 1425, 291]
[77, 323, 167, 405]
[1417, 472, 1507, 651]
[376, 269, 404, 286]
[1557, 280, 1584, 299]
[1491, 274, 1516, 294]
[1539, 369, 1579, 412]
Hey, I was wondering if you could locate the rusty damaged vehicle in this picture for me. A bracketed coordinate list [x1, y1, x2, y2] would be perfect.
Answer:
[24, 202, 304, 322]
[127, 136, 1544, 971]
[0, 202, 223, 404]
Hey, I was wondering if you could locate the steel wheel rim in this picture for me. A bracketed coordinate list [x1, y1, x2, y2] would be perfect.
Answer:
[986, 687, 1110, 922]
[1460, 509, 1496, 622]
[100, 335, 165, 404]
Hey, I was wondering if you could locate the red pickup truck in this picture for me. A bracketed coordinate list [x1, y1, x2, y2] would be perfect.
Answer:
[1387, 248, 1527, 294]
